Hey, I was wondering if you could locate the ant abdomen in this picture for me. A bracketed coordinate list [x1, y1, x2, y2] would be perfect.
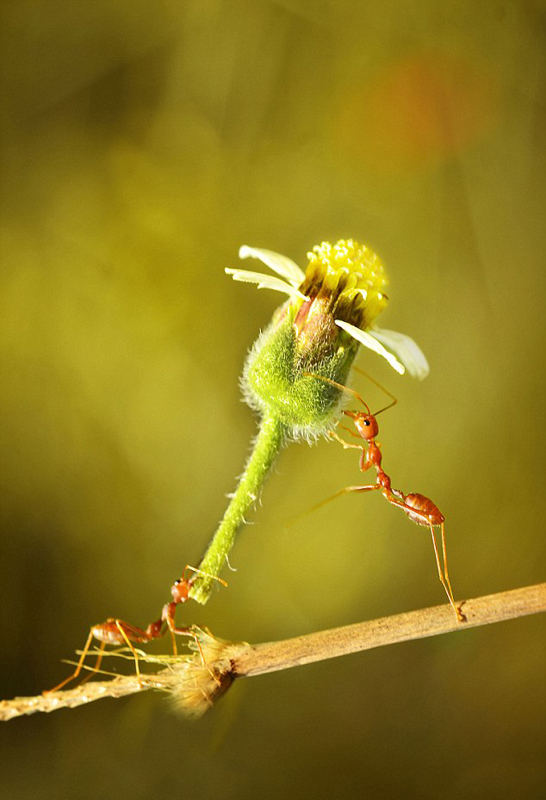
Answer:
[402, 493, 445, 527]
[91, 620, 128, 646]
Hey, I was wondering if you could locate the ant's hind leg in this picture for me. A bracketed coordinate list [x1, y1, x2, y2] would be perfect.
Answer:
[78, 640, 106, 687]
[439, 523, 466, 623]
[428, 524, 465, 622]
[44, 629, 95, 694]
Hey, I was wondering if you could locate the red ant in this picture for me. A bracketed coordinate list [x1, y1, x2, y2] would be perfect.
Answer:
[45, 566, 227, 693]
[307, 371, 466, 623]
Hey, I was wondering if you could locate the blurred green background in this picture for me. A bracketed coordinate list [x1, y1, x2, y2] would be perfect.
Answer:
[1, 1, 545, 798]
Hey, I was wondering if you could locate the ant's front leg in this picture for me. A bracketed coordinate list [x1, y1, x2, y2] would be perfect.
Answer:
[162, 602, 221, 686]
[329, 429, 375, 473]
[328, 428, 364, 450]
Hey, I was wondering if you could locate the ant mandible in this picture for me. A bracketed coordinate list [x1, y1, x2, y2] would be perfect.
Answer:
[45, 566, 227, 694]
[307, 371, 466, 623]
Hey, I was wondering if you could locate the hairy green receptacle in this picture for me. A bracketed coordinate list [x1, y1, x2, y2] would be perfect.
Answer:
[243, 306, 357, 441]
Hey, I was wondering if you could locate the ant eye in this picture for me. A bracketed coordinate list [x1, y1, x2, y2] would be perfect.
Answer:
[174, 579, 181, 585]
[364, 420, 371, 426]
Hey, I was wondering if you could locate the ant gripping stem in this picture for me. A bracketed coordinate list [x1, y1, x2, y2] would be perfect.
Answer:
[45, 566, 228, 694]
[305, 372, 466, 623]
[167, 565, 227, 652]
[162, 565, 227, 678]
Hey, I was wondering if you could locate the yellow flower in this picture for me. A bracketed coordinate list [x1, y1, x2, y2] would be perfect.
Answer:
[226, 240, 429, 379]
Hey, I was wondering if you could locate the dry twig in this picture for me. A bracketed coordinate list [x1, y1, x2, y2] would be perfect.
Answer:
[2, 583, 544, 721]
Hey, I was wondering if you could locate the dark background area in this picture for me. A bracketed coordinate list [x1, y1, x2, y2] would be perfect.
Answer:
[1, 2, 545, 798]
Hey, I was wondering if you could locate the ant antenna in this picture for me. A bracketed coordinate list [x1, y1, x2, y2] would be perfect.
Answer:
[350, 365, 397, 416]
[302, 372, 371, 414]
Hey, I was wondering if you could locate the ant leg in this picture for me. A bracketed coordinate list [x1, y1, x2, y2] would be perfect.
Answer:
[162, 601, 220, 685]
[170, 621, 221, 686]
[44, 629, 95, 694]
[287, 483, 380, 530]
[341, 484, 380, 494]
[302, 372, 369, 410]
[439, 522, 455, 600]
[114, 620, 145, 685]
[377, 491, 420, 521]
[339, 425, 362, 439]
[189, 629, 221, 687]
[161, 602, 179, 656]
[329, 429, 364, 450]
[78, 640, 107, 687]
[351, 365, 398, 415]
[427, 524, 464, 622]
[181, 564, 228, 589]
[307, 483, 380, 515]
[440, 523, 466, 623]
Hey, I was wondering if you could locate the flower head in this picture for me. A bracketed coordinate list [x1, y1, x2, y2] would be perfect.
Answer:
[226, 240, 428, 440]
[227, 240, 429, 379]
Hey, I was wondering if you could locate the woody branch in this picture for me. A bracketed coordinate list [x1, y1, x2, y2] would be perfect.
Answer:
[1, 583, 544, 722]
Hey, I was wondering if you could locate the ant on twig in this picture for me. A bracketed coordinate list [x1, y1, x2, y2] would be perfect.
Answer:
[45, 566, 227, 694]
[305, 370, 466, 623]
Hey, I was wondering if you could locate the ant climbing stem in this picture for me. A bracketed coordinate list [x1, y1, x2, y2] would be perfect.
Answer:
[164, 565, 228, 657]
[306, 372, 466, 623]
[45, 565, 228, 694]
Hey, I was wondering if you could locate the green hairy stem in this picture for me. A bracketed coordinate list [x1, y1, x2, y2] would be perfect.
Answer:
[189, 414, 285, 604]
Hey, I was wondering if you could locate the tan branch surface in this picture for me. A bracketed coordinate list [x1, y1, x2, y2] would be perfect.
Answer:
[2, 583, 544, 721]
[234, 582, 546, 677]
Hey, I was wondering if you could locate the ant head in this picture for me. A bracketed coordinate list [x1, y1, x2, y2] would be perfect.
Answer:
[344, 409, 379, 440]
[171, 577, 190, 604]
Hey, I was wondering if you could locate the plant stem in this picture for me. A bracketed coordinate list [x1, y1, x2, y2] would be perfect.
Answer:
[189, 413, 285, 605]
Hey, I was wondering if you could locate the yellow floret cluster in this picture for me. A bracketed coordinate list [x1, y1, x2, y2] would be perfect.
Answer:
[303, 239, 389, 328]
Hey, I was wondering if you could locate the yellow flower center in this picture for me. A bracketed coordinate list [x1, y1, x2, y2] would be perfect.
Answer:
[299, 239, 389, 329]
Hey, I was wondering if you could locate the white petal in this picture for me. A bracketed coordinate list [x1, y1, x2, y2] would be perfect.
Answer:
[335, 320, 405, 375]
[368, 326, 430, 380]
[239, 245, 305, 287]
[225, 268, 304, 297]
